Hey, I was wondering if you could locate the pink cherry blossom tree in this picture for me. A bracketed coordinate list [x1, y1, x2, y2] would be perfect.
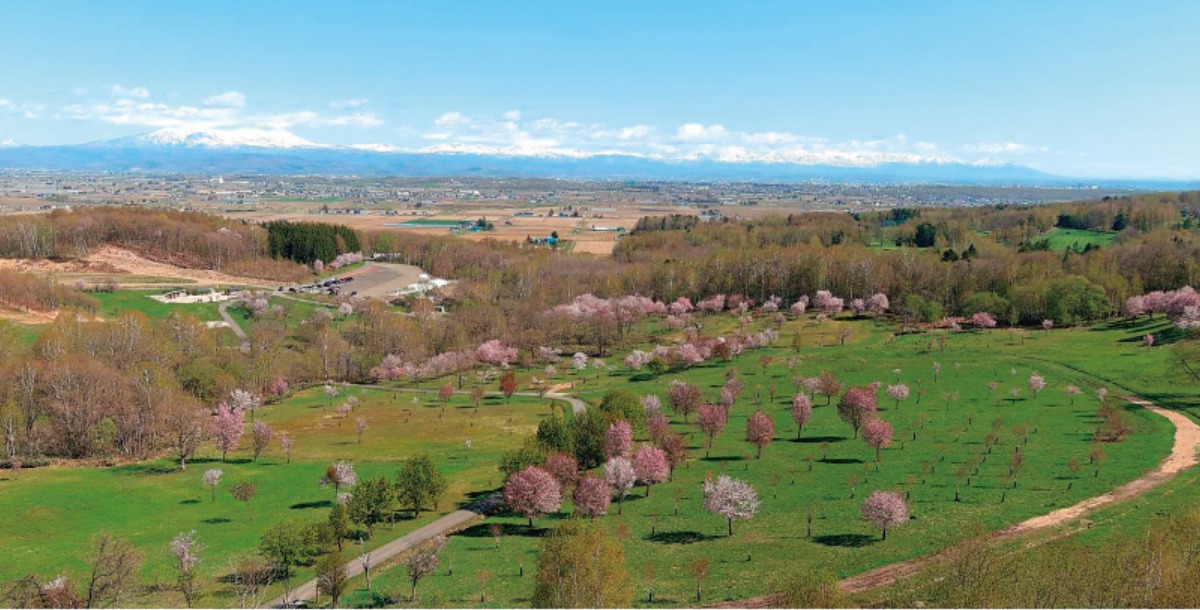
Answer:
[633, 444, 670, 496]
[1028, 374, 1046, 397]
[641, 394, 663, 417]
[647, 414, 671, 445]
[544, 452, 579, 487]
[213, 405, 244, 462]
[861, 490, 909, 540]
[251, 422, 273, 461]
[838, 386, 879, 438]
[1064, 384, 1082, 405]
[605, 457, 637, 514]
[703, 474, 759, 536]
[790, 296, 810, 316]
[745, 409, 775, 459]
[1144, 333, 1156, 349]
[697, 405, 727, 458]
[886, 383, 910, 409]
[572, 474, 611, 518]
[668, 381, 703, 422]
[791, 394, 812, 440]
[321, 461, 358, 493]
[503, 466, 562, 528]
[605, 420, 633, 459]
[624, 350, 651, 370]
[969, 311, 997, 329]
[863, 418, 894, 462]
[476, 339, 518, 367]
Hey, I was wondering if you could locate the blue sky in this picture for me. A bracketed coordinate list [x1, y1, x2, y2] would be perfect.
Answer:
[0, 1, 1197, 178]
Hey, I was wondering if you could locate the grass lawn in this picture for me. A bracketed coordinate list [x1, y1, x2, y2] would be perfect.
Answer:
[1039, 228, 1117, 251]
[0, 387, 555, 607]
[89, 290, 224, 322]
[343, 318, 1177, 608]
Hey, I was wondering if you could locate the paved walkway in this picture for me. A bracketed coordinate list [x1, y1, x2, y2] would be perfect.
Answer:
[217, 302, 250, 351]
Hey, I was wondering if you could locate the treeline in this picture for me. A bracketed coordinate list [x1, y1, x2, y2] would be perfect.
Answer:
[264, 220, 361, 265]
[0, 208, 310, 282]
[0, 269, 96, 313]
[633, 214, 700, 233]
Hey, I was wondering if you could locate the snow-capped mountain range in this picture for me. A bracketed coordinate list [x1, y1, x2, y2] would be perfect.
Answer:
[0, 127, 1073, 184]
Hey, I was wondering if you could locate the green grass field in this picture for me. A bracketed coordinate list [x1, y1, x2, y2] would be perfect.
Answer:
[2, 308, 1195, 608]
[0, 386, 555, 607]
[89, 290, 225, 322]
[343, 318, 1179, 607]
[1039, 228, 1117, 251]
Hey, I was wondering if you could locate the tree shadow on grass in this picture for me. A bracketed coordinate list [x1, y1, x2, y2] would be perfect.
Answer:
[112, 463, 177, 476]
[819, 457, 864, 465]
[700, 455, 745, 463]
[796, 436, 846, 444]
[290, 500, 333, 510]
[645, 530, 720, 545]
[813, 533, 876, 548]
[202, 517, 232, 524]
[179, 498, 201, 505]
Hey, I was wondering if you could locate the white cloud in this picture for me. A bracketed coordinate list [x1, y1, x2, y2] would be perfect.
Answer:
[204, 91, 246, 108]
[503, 110, 521, 121]
[676, 123, 728, 142]
[618, 124, 650, 140]
[964, 141, 1048, 154]
[330, 98, 369, 110]
[109, 85, 150, 99]
[434, 112, 471, 128]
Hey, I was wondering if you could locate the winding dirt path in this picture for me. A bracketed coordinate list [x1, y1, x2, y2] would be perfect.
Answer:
[714, 397, 1200, 607]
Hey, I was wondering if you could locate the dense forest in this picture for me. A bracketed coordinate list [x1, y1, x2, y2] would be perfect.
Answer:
[264, 220, 361, 267]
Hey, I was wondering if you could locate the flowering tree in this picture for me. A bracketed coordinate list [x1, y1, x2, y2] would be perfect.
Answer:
[604, 457, 637, 514]
[697, 294, 727, 313]
[572, 352, 589, 371]
[668, 381, 704, 422]
[790, 296, 810, 316]
[866, 293, 890, 316]
[1028, 374, 1046, 397]
[745, 409, 775, 459]
[476, 339, 518, 367]
[169, 530, 204, 607]
[321, 461, 358, 493]
[251, 422, 273, 461]
[605, 420, 633, 459]
[632, 444, 670, 496]
[544, 452, 580, 487]
[213, 405, 244, 462]
[647, 414, 671, 444]
[1064, 384, 1082, 405]
[355, 417, 368, 444]
[697, 405, 728, 458]
[815, 370, 842, 405]
[400, 535, 447, 602]
[572, 474, 612, 518]
[202, 469, 223, 501]
[438, 383, 455, 406]
[703, 474, 759, 536]
[279, 433, 294, 464]
[838, 386, 878, 438]
[641, 394, 663, 417]
[969, 312, 997, 329]
[624, 350, 651, 371]
[861, 490, 909, 540]
[886, 383, 910, 409]
[503, 466, 562, 527]
[791, 394, 812, 440]
[813, 290, 844, 316]
[660, 432, 690, 479]
[500, 370, 517, 401]
[1144, 334, 1156, 349]
[862, 419, 894, 462]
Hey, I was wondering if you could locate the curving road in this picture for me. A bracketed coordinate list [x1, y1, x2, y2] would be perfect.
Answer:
[266, 383, 586, 608]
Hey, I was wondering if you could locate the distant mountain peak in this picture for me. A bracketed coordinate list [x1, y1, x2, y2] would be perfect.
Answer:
[133, 127, 322, 149]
